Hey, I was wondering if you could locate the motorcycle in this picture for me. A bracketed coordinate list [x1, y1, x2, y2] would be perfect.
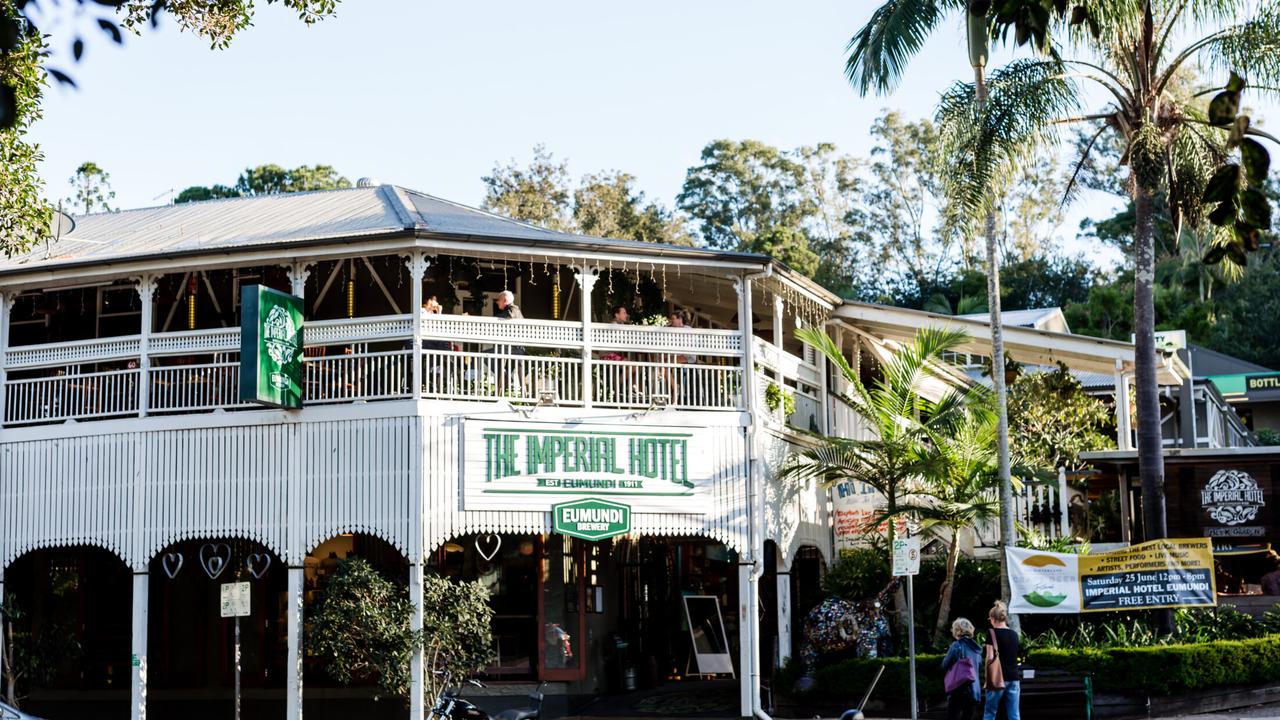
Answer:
[429, 678, 546, 720]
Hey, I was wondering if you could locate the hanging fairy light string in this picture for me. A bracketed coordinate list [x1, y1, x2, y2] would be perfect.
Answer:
[764, 276, 829, 328]
[187, 273, 197, 330]
[346, 260, 355, 319]
[526, 260, 536, 287]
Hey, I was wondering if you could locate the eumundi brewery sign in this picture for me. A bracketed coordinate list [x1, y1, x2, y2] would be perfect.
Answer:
[463, 420, 710, 513]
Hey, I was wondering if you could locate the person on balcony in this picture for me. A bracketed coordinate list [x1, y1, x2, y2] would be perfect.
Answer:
[421, 297, 453, 352]
[495, 290, 523, 320]
[600, 305, 631, 363]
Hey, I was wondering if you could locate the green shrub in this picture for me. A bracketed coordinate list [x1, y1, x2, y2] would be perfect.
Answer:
[1024, 607, 1271, 650]
[787, 636, 1280, 700]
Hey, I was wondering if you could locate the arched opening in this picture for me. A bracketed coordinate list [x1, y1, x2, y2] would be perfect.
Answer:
[789, 545, 827, 647]
[759, 540, 780, 675]
[147, 538, 284, 720]
[426, 532, 740, 714]
[301, 531, 408, 712]
[3, 545, 131, 719]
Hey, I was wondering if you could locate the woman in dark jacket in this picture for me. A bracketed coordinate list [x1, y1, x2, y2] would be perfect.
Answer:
[940, 617, 982, 720]
[983, 600, 1021, 720]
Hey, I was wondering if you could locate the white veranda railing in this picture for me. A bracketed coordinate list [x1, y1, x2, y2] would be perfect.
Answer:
[4, 314, 747, 424]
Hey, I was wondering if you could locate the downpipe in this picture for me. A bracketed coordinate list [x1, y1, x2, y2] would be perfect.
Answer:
[739, 266, 773, 720]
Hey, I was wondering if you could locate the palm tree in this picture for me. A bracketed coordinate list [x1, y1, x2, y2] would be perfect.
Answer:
[938, 1, 1280, 633]
[780, 326, 970, 551]
[845, 2, 1025, 618]
[885, 397, 1002, 647]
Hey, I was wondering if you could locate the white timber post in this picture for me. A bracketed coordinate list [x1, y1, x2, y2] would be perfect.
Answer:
[288, 262, 311, 299]
[131, 570, 149, 720]
[282, 385, 307, 720]
[575, 267, 598, 408]
[0, 291, 11, 428]
[1114, 359, 1133, 451]
[286, 566, 304, 720]
[738, 561, 753, 717]
[0, 576, 6, 697]
[134, 276, 158, 418]
[772, 295, 784, 349]
[404, 253, 428, 400]
[776, 554, 793, 668]
[408, 563, 425, 720]
[1058, 467, 1070, 539]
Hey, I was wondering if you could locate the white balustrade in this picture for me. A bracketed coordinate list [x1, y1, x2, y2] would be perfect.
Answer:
[421, 315, 583, 348]
[306, 349, 412, 404]
[2, 313, 747, 424]
[149, 361, 245, 413]
[309, 315, 414, 346]
[5, 335, 142, 369]
[4, 368, 140, 424]
[592, 323, 741, 357]
[149, 327, 240, 356]
[592, 359, 741, 410]
[420, 349, 583, 404]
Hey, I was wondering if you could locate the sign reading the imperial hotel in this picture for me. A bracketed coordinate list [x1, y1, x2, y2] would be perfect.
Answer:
[239, 285, 304, 408]
[463, 420, 711, 513]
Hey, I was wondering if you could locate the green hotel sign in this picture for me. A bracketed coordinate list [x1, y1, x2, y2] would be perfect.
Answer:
[239, 285, 304, 408]
[462, 420, 710, 514]
[553, 498, 632, 541]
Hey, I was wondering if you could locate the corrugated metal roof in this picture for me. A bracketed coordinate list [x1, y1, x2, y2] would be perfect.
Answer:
[0, 185, 774, 277]
[959, 307, 1065, 330]
[4, 187, 406, 271]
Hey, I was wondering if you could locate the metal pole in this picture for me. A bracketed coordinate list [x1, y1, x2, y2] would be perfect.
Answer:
[234, 614, 240, 720]
[907, 573, 918, 720]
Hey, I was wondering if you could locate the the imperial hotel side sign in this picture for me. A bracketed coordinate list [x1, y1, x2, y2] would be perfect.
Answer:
[463, 419, 711, 514]
[239, 285, 304, 408]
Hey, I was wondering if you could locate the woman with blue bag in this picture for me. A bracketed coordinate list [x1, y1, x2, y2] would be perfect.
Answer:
[941, 618, 982, 720]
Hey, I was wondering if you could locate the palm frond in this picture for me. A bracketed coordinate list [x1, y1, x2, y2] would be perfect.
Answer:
[1202, 6, 1280, 98]
[937, 59, 1081, 228]
[845, 0, 959, 96]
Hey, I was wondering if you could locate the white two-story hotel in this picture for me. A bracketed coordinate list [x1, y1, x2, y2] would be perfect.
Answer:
[0, 184, 1165, 720]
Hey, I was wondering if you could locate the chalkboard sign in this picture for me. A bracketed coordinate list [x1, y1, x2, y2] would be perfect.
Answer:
[682, 595, 734, 676]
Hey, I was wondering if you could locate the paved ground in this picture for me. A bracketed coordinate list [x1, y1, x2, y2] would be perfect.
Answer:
[1158, 700, 1280, 719]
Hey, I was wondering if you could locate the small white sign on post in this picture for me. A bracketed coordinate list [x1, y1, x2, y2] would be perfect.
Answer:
[220, 581, 251, 618]
[892, 537, 921, 577]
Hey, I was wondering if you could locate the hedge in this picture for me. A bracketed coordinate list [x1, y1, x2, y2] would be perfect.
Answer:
[785, 635, 1280, 700]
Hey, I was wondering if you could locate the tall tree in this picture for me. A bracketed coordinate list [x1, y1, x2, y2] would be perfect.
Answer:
[573, 171, 694, 246]
[844, 112, 958, 298]
[966, 0, 1280, 634]
[237, 163, 351, 195]
[174, 164, 351, 204]
[0, 7, 49, 255]
[67, 161, 115, 214]
[844, 0, 1030, 624]
[677, 139, 815, 251]
[0, 0, 341, 252]
[481, 144, 572, 230]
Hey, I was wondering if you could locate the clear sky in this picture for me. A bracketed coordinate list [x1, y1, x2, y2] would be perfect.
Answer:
[32, 1, 1142, 266]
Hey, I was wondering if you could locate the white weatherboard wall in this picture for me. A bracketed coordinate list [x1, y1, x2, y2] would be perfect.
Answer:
[0, 404, 421, 570]
[424, 410, 751, 554]
[0, 402, 753, 571]
[760, 431, 833, 565]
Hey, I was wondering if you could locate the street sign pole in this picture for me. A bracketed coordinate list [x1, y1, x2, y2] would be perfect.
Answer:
[891, 535, 921, 720]
[907, 573, 917, 720]
[234, 616, 241, 720]
[220, 580, 251, 720]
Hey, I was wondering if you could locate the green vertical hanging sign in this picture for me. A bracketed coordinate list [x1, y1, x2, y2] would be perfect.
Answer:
[239, 285, 304, 408]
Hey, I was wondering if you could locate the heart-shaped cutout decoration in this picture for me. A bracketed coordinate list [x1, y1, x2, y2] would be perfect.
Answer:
[161, 552, 184, 579]
[475, 534, 502, 562]
[199, 542, 232, 580]
[245, 553, 271, 579]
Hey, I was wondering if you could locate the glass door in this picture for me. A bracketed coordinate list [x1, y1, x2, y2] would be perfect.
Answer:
[539, 535, 586, 680]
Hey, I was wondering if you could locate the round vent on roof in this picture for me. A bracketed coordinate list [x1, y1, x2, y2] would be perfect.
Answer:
[356, 177, 380, 188]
